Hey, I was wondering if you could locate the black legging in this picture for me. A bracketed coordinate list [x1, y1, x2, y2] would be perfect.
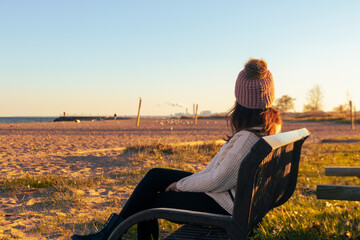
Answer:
[119, 168, 229, 240]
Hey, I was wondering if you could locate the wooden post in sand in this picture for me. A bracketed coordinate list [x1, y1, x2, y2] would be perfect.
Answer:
[194, 104, 198, 125]
[354, 106, 357, 129]
[136, 97, 142, 127]
[350, 101, 355, 130]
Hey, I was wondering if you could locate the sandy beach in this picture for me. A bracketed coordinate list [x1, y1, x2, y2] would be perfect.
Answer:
[0, 119, 229, 179]
[1, 118, 360, 239]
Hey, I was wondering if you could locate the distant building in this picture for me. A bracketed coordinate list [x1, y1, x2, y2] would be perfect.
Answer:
[173, 112, 185, 117]
[200, 110, 212, 116]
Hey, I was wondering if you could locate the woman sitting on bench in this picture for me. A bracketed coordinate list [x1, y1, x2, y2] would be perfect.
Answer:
[71, 58, 282, 240]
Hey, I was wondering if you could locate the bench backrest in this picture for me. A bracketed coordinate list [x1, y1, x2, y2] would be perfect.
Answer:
[233, 128, 310, 236]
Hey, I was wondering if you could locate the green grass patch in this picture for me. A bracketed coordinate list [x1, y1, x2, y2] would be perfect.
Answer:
[0, 172, 106, 192]
[124, 142, 220, 157]
[123, 142, 220, 167]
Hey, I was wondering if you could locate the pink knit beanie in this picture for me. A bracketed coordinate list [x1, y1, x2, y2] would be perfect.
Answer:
[234, 58, 275, 109]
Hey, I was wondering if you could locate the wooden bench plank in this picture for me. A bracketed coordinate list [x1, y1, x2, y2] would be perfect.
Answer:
[325, 167, 360, 177]
[317, 184, 360, 201]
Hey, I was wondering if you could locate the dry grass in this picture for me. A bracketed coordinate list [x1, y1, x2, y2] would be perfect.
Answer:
[283, 112, 360, 124]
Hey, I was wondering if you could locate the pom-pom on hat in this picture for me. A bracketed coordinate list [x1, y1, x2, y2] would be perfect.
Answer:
[234, 58, 275, 109]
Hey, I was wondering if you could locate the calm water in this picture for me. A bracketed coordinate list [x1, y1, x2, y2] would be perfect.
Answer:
[0, 117, 56, 124]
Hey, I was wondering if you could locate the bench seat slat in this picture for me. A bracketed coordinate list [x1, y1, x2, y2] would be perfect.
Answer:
[163, 224, 228, 240]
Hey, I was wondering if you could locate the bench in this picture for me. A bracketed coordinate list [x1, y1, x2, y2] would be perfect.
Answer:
[109, 128, 311, 240]
[317, 167, 360, 201]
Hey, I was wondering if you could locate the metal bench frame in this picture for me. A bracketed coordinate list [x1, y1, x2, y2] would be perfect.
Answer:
[109, 128, 310, 240]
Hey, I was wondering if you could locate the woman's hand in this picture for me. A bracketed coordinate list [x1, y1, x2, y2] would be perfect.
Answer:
[165, 182, 181, 192]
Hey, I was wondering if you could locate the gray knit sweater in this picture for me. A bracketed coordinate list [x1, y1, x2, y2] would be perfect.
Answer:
[176, 130, 259, 214]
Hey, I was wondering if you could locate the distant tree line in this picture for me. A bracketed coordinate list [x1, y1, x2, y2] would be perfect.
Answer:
[274, 85, 353, 113]
[274, 95, 296, 113]
[303, 84, 324, 112]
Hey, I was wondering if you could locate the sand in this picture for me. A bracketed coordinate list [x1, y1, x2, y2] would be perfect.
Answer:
[0, 119, 229, 179]
[1, 118, 360, 239]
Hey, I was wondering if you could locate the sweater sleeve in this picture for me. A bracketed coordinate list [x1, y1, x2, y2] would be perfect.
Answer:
[176, 131, 258, 193]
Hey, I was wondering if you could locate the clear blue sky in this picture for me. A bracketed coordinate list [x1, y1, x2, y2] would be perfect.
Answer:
[1, 1, 359, 116]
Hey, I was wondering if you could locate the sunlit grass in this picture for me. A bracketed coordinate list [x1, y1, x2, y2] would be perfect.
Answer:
[283, 111, 360, 124]
[0, 172, 107, 192]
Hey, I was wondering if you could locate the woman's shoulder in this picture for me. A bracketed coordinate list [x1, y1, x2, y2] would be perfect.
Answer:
[232, 128, 261, 140]
[216, 129, 261, 159]
[227, 129, 260, 148]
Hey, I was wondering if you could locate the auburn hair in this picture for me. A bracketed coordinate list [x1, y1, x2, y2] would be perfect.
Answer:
[226, 102, 282, 141]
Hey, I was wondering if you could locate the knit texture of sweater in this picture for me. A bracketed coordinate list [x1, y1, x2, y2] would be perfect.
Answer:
[176, 130, 259, 214]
